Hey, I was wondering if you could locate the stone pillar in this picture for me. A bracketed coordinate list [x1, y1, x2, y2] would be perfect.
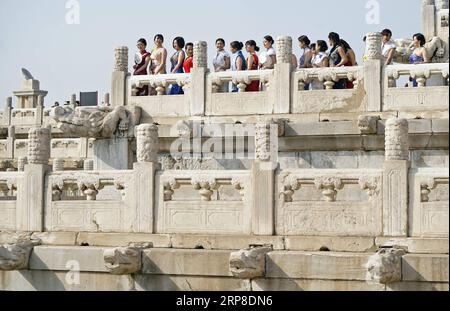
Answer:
[364, 32, 383, 112]
[104, 93, 110, 106]
[422, 0, 437, 40]
[136, 124, 159, 163]
[383, 119, 410, 237]
[132, 124, 160, 233]
[16, 127, 51, 232]
[436, 0, 449, 44]
[4, 97, 12, 126]
[6, 125, 15, 159]
[273, 36, 292, 114]
[69, 94, 77, 108]
[36, 95, 44, 126]
[53, 158, 64, 171]
[251, 122, 278, 235]
[190, 41, 207, 116]
[111, 46, 129, 107]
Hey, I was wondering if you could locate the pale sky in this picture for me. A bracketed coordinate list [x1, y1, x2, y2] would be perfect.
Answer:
[0, 0, 422, 108]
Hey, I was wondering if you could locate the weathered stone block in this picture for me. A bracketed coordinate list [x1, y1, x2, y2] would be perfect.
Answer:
[365, 248, 405, 284]
[402, 254, 449, 282]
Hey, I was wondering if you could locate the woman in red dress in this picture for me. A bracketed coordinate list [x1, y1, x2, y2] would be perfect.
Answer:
[133, 38, 151, 95]
[183, 42, 194, 73]
[245, 40, 260, 92]
[341, 40, 358, 89]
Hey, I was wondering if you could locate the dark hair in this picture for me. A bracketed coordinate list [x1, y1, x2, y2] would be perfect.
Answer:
[245, 40, 260, 52]
[413, 33, 426, 46]
[328, 32, 341, 45]
[185, 42, 194, 49]
[137, 38, 147, 46]
[154, 34, 164, 42]
[173, 37, 185, 49]
[298, 35, 311, 46]
[316, 40, 328, 52]
[309, 43, 316, 51]
[230, 41, 244, 50]
[216, 38, 225, 45]
[340, 39, 351, 52]
[363, 36, 367, 42]
[381, 29, 392, 37]
[264, 35, 274, 45]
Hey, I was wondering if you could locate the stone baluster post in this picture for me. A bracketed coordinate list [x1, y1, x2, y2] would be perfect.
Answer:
[104, 93, 110, 106]
[111, 46, 129, 107]
[6, 125, 15, 159]
[422, 0, 437, 40]
[16, 127, 51, 232]
[383, 118, 410, 237]
[132, 124, 160, 233]
[252, 122, 279, 235]
[4, 97, 13, 126]
[364, 32, 383, 112]
[36, 94, 44, 126]
[190, 41, 207, 116]
[273, 36, 292, 114]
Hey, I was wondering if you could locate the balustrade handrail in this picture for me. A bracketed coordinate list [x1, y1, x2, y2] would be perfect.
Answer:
[386, 62, 449, 78]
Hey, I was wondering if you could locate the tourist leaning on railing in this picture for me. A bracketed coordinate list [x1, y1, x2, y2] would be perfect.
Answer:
[259, 35, 277, 70]
[184, 42, 194, 73]
[310, 40, 329, 90]
[169, 37, 186, 95]
[245, 40, 261, 92]
[230, 41, 247, 92]
[150, 34, 167, 75]
[409, 33, 430, 87]
[213, 38, 231, 92]
[381, 29, 396, 66]
[133, 38, 151, 96]
[341, 39, 357, 89]
[298, 35, 313, 69]
[328, 32, 348, 89]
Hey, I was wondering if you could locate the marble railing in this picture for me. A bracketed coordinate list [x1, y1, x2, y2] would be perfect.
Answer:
[277, 169, 383, 236]
[384, 63, 449, 111]
[44, 170, 148, 233]
[0, 172, 23, 231]
[409, 167, 449, 238]
[127, 73, 192, 118]
[155, 170, 252, 234]
[0, 138, 94, 164]
[0, 161, 448, 237]
[206, 70, 274, 116]
[292, 66, 364, 114]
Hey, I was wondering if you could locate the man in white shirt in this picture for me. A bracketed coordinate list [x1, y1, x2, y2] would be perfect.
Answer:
[381, 29, 396, 66]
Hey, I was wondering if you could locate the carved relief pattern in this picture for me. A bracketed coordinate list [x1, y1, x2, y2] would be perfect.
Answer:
[136, 124, 159, 163]
[314, 177, 344, 202]
[114, 46, 128, 72]
[359, 176, 382, 199]
[276, 36, 292, 64]
[385, 118, 409, 161]
[191, 176, 219, 201]
[27, 127, 50, 165]
[365, 32, 382, 60]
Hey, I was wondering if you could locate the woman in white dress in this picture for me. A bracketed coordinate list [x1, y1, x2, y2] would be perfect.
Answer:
[310, 40, 329, 90]
[213, 38, 231, 92]
[259, 35, 277, 70]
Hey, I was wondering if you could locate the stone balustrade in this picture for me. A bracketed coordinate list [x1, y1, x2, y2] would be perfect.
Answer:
[409, 167, 449, 238]
[0, 172, 23, 231]
[156, 170, 252, 234]
[130, 73, 191, 96]
[277, 169, 384, 236]
[384, 63, 449, 111]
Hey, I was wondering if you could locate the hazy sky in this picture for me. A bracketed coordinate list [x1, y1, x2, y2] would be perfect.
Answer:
[0, 0, 421, 108]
